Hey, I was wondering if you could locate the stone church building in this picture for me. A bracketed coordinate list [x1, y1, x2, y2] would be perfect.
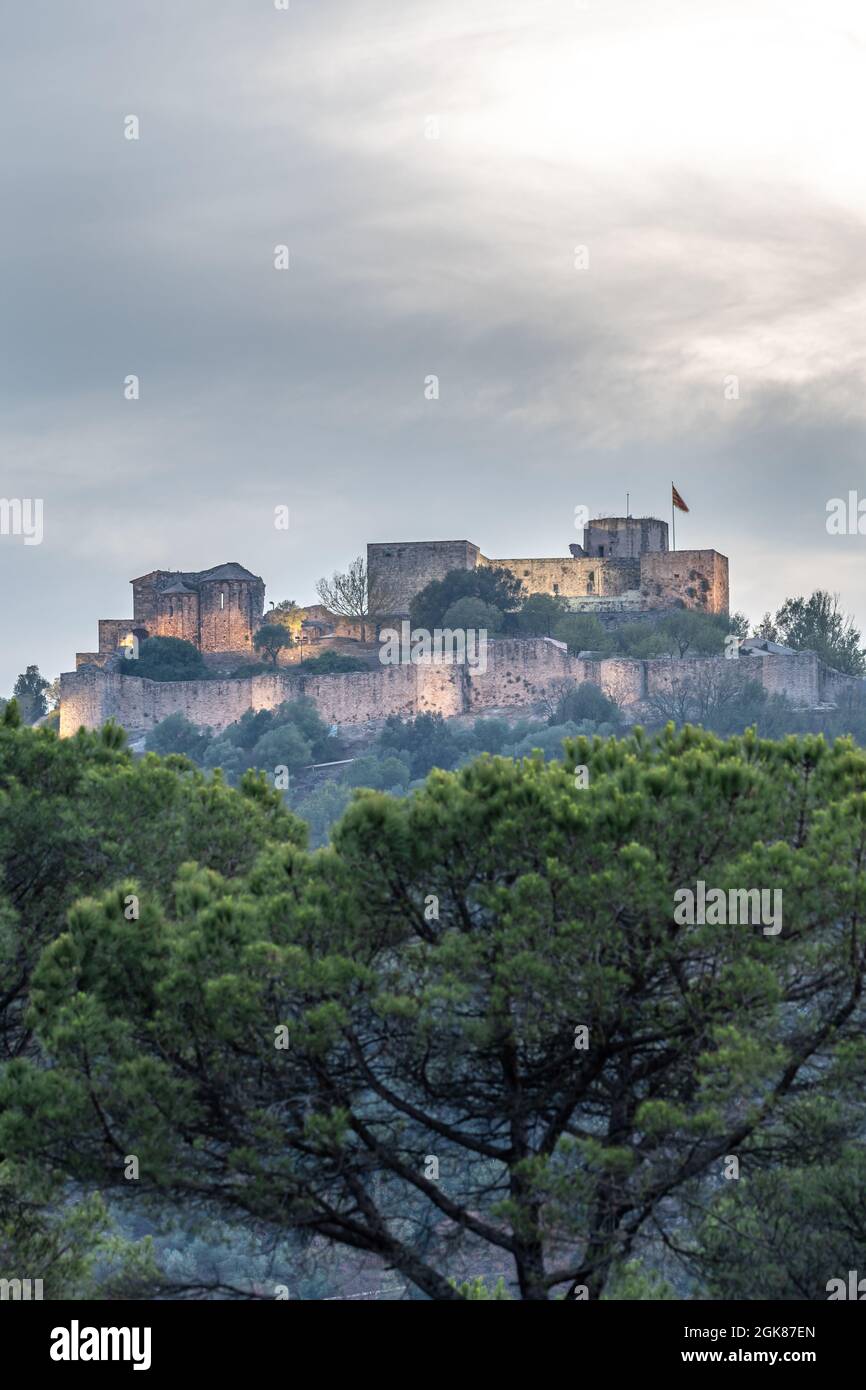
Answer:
[76, 562, 265, 669]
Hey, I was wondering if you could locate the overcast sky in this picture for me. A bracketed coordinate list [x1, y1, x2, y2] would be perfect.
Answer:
[3, 0, 866, 692]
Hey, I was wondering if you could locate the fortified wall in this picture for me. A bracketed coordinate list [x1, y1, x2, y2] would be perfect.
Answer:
[60, 639, 577, 736]
[60, 641, 860, 738]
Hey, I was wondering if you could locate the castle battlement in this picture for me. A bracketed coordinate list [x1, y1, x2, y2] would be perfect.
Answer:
[368, 517, 729, 619]
[59, 643, 861, 739]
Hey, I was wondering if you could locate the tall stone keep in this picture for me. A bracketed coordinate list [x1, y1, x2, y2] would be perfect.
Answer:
[367, 540, 480, 616]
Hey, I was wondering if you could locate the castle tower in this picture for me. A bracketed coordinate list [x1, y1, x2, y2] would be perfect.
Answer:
[155, 580, 199, 644]
[196, 563, 265, 652]
[572, 516, 669, 560]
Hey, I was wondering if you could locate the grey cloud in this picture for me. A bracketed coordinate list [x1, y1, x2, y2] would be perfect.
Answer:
[2, 0, 866, 691]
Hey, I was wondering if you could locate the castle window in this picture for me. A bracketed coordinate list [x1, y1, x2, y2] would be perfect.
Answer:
[552, 583, 560, 595]
[598, 545, 605, 557]
[587, 570, 595, 593]
[220, 591, 226, 610]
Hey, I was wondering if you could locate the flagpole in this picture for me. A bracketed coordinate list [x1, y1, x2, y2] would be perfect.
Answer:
[671, 483, 675, 551]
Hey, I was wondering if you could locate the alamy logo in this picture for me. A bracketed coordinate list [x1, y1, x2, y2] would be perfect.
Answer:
[673, 881, 782, 935]
[379, 620, 488, 672]
[0, 497, 43, 545]
[827, 493, 866, 535]
[826, 1270, 866, 1300]
[49, 1320, 152, 1371]
[0, 1277, 43, 1300]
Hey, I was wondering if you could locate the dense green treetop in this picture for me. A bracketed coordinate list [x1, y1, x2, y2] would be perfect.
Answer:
[254, 623, 293, 667]
[409, 566, 523, 632]
[3, 714, 866, 1298]
[128, 636, 208, 682]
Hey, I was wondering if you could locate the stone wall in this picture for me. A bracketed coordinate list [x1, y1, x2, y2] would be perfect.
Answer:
[98, 619, 136, 654]
[582, 516, 668, 558]
[75, 652, 111, 670]
[368, 540, 480, 615]
[573, 656, 646, 706]
[60, 665, 116, 732]
[639, 550, 729, 615]
[60, 641, 862, 740]
[749, 650, 821, 706]
[153, 591, 199, 645]
[59, 661, 433, 737]
[59, 639, 577, 736]
[574, 603, 688, 631]
[820, 661, 862, 707]
[488, 555, 640, 599]
[130, 574, 161, 629]
[463, 638, 578, 711]
[198, 579, 264, 652]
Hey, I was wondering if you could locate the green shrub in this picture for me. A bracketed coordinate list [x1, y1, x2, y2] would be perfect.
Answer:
[298, 650, 368, 674]
[551, 682, 621, 726]
[145, 712, 212, 762]
[129, 637, 208, 682]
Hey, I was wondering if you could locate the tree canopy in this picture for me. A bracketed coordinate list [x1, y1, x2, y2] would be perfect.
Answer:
[440, 596, 504, 632]
[11, 665, 50, 723]
[0, 704, 303, 1297]
[316, 556, 395, 642]
[254, 623, 293, 666]
[3, 713, 866, 1298]
[130, 636, 208, 682]
[409, 566, 523, 632]
[765, 590, 865, 675]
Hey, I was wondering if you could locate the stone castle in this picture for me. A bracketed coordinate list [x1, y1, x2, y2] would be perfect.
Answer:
[70, 515, 729, 677]
[368, 514, 729, 620]
[58, 515, 857, 739]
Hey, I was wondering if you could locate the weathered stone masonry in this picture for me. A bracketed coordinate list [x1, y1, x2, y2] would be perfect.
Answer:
[59, 641, 860, 738]
[368, 515, 730, 620]
[60, 639, 575, 736]
[78, 562, 265, 670]
[58, 522, 858, 741]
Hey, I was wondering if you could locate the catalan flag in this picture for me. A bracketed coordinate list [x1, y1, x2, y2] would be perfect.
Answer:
[672, 483, 689, 513]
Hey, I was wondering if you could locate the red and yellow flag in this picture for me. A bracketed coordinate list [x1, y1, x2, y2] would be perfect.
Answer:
[672, 484, 689, 513]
